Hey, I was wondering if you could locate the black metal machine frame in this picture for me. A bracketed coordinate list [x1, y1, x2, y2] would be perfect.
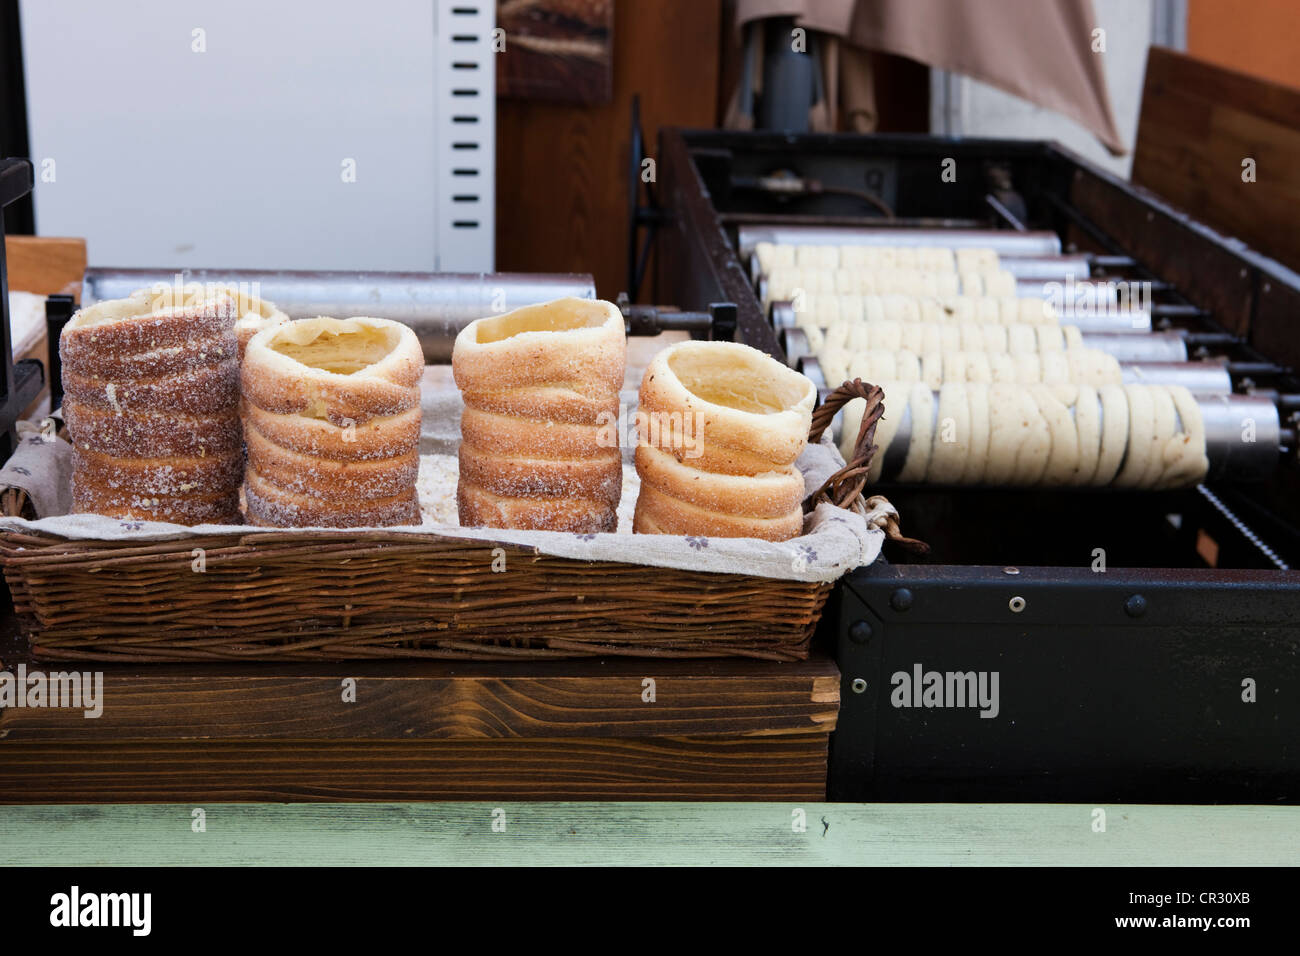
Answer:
[0, 158, 44, 461]
[652, 128, 1300, 803]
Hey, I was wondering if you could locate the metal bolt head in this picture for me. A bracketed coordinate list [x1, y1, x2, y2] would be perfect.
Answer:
[850, 678, 868, 694]
[1003, 566, 1020, 575]
[848, 620, 874, 645]
[1125, 594, 1147, 618]
[890, 588, 914, 612]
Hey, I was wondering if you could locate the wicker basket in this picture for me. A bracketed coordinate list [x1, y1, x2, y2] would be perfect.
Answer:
[0, 381, 914, 663]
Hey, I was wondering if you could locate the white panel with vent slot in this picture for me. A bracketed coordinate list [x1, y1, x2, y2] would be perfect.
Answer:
[20, 0, 495, 272]
[434, 0, 496, 272]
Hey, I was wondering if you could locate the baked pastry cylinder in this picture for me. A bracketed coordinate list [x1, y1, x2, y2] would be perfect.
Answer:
[242, 316, 423, 527]
[634, 340, 815, 542]
[123, 283, 288, 361]
[60, 291, 242, 524]
[453, 297, 625, 533]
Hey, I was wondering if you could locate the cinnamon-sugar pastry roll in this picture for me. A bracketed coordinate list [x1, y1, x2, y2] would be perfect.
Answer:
[60, 291, 242, 524]
[452, 297, 626, 532]
[633, 340, 815, 542]
[241, 316, 423, 527]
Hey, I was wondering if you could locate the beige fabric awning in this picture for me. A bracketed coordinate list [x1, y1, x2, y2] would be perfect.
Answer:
[733, 0, 1127, 155]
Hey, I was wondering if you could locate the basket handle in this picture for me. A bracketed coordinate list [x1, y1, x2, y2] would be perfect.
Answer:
[805, 378, 929, 554]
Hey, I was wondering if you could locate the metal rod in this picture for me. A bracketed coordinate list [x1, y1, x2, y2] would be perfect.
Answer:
[82, 268, 598, 363]
[1226, 361, 1287, 378]
[1092, 332, 1192, 363]
[984, 194, 1028, 232]
[998, 255, 1091, 280]
[736, 225, 1062, 257]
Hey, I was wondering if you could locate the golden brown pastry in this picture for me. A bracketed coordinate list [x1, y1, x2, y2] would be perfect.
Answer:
[240, 316, 423, 527]
[633, 340, 815, 541]
[452, 297, 626, 532]
[60, 290, 242, 524]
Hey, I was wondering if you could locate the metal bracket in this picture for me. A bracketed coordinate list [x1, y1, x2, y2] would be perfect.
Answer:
[626, 95, 665, 302]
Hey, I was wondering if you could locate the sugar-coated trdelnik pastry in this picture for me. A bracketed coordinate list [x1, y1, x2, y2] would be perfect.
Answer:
[452, 297, 626, 532]
[241, 316, 423, 527]
[125, 282, 289, 361]
[60, 290, 243, 524]
[228, 287, 289, 360]
[633, 340, 816, 542]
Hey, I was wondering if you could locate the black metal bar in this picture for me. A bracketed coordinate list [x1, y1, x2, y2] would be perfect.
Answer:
[0, 2, 33, 235]
[831, 563, 1300, 802]
[1089, 254, 1137, 269]
[1153, 303, 1212, 319]
[1183, 332, 1241, 349]
[0, 157, 44, 460]
[984, 193, 1027, 232]
[1227, 361, 1287, 378]
[44, 293, 75, 410]
[621, 303, 712, 337]
[716, 212, 984, 230]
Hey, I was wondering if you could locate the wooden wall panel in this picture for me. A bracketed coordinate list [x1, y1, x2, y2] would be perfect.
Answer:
[495, 0, 723, 300]
[1133, 47, 1300, 273]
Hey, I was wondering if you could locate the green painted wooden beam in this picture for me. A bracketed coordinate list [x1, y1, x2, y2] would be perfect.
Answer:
[1, 803, 1295, 866]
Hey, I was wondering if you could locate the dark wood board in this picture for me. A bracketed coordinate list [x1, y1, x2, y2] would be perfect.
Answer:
[0, 647, 838, 803]
[0, 657, 838, 742]
[0, 736, 830, 802]
[1133, 47, 1300, 274]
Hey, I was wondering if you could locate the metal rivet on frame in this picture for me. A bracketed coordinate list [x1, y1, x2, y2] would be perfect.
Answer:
[850, 678, 868, 694]
[1009, 595, 1026, 613]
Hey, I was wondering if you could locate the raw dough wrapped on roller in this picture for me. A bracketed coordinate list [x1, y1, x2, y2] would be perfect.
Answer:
[855, 382, 1208, 489]
[453, 297, 626, 533]
[634, 340, 815, 541]
[242, 316, 423, 527]
[61, 290, 243, 524]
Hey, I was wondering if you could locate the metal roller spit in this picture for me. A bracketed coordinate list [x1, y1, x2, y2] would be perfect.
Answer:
[82, 268, 598, 363]
[1080, 331, 1188, 363]
[737, 225, 1063, 257]
[770, 299, 1152, 335]
[862, 388, 1284, 485]
[793, 342, 1236, 397]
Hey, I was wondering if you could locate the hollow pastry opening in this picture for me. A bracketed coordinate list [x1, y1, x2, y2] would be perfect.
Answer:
[266, 319, 403, 375]
[142, 284, 276, 316]
[666, 344, 812, 415]
[473, 298, 612, 344]
[64, 291, 236, 330]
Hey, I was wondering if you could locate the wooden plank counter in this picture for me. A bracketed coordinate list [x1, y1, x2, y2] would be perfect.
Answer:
[0, 617, 839, 802]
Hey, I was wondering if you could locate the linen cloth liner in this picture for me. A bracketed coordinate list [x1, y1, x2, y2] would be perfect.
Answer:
[0, 386, 884, 584]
